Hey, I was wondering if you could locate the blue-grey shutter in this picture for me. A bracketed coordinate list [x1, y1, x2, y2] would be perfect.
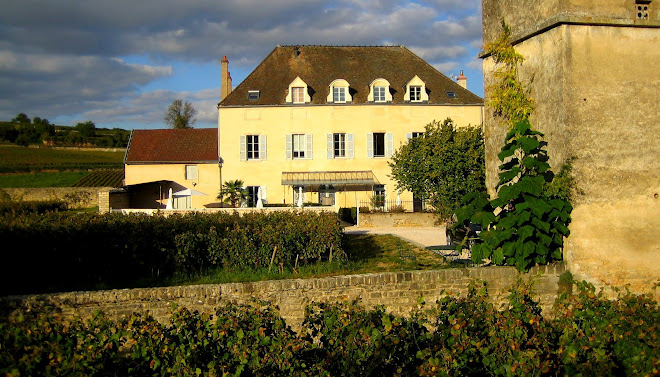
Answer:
[347, 134, 354, 159]
[240, 135, 246, 161]
[406, 132, 412, 140]
[260, 135, 267, 160]
[327, 133, 333, 159]
[386, 132, 394, 158]
[261, 186, 267, 204]
[367, 133, 374, 158]
[285, 134, 292, 160]
[306, 134, 313, 159]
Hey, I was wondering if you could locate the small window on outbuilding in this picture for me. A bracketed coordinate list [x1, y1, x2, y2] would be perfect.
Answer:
[185, 165, 198, 180]
[248, 90, 260, 100]
[636, 0, 651, 20]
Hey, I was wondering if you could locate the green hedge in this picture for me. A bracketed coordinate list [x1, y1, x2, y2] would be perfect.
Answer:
[0, 200, 68, 215]
[0, 211, 343, 295]
[1, 280, 657, 376]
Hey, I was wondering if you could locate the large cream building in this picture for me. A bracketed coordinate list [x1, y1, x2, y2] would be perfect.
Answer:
[217, 46, 484, 209]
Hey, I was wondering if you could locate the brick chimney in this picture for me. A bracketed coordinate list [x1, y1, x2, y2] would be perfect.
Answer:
[457, 70, 467, 89]
[221, 56, 232, 101]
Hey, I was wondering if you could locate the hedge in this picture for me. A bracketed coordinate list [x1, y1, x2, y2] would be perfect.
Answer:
[0, 210, 343, 295]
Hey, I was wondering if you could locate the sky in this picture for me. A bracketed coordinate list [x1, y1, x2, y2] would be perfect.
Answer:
[0, 0, 484, 130]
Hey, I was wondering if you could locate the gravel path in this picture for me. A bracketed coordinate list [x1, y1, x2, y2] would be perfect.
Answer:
[343, 226, 448, 248]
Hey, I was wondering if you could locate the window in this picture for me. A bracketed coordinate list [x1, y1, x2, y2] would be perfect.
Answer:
[367, 132, 393, 158]
[247, 186, 259, 207]
[373, 184, 385, 210]
[374, 86, 386, 102]
[185, 165, 198, 180]
[247, 135, 259, 160]
[327, 133, 353, 159]
[446, 91, 457, 98]
[412, 132, 424, 138]
[248, 90, 260, 100]
[286, 134, 312, 159]
[410, 86, 422, 101]
[334, 133, 346, 157]
[292, 87, 305, 103]
[292, 134, 305, 158]
[333, 87, 346, 103]
[373, 133, 385, 157]
[636, 0, 651, 19]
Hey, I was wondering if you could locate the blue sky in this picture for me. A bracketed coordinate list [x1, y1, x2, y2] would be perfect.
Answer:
[0, 0, 484, 130]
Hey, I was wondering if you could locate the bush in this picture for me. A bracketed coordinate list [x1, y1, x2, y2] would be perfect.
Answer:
[0, 200, 67, 215]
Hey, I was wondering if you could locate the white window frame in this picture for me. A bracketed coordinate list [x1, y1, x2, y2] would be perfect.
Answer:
[286, 77, 310, 104]
[327, 79, 352, 104]
[333, 87, 346, 103]
[292, 134, 305, 159]
[368, 78, 392, 103]
[286, 134, 313, 160]
[374, 86, 386, 102]
[404, 75, 429, 102]
[240, 134, 267, 161]
[292, 87, 305, 104]
[410, 86, 422, 102]
[327, 133, 354, 159]
[185, 165, 198, 180]
[334, 133, 346, 158]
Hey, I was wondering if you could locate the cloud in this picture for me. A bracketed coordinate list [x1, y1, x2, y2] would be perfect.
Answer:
[0, 0, 484, 128]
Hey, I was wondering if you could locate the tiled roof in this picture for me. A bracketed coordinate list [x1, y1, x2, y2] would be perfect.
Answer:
[125, 128, 218, 163]
[220, 45, 483, 106]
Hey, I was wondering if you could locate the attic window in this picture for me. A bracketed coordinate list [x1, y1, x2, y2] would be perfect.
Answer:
[286, 77, 311, 104]
[248, 90, 260, 100]
[327, 79, 352, 104]
[636, 0, 651, 19]
[446, 91, 457, 98]
[404, 75, 429, 103]
[368, 78, 392, 103]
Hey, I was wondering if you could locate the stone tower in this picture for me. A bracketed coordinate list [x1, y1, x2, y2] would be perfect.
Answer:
[481, 0, 660, 295]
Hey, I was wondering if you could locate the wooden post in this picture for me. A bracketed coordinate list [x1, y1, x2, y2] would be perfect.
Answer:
[268, 246, 278, 272]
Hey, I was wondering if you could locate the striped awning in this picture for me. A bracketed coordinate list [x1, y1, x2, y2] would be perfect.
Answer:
[281, 171, 379, 186]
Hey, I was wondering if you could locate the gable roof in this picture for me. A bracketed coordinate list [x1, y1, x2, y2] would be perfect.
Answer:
[125, 128, 218, 163]
[220, 45, 483, 106]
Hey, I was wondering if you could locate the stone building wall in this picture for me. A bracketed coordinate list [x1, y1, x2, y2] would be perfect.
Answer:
[482, 0, 660, 294]
[0, 265, 565, 331]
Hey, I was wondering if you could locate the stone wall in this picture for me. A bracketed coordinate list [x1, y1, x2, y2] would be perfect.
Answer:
[481, 1, 660, 295]
[358, 212, 442, 228]
[0, 264, 565, 331]
[2, 187, 109, 208]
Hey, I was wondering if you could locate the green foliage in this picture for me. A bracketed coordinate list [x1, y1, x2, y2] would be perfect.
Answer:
[0, 171, 90, 188]
[3, 280, 657, 376]
[0, 145, 124, 173]
[74, 120, 97, 138]
[165, 99, 197, 129]
[0, 200, 68, 215]
[218, 179, 248, 207]
[0, 211, 344, 295]
[389, 118, 486, 220]
[486, 21, 535, 126]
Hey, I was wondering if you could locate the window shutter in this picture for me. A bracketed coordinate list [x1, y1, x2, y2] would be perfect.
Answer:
[406, 132, 412, 140]
[240, 135, 246, 161]
[367, 133, 374, 158]
[386, 133, 394, 158]
[261, 186, 267, 204]
[327, 133, 333, 159]
[306, 134, 313, 159]
[347, 134, 354, 159]
[260, 135, 267, 160]
[285, 134, 292, 160]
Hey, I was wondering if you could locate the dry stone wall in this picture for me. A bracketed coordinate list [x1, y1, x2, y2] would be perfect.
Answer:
[1, 264, 565, 331]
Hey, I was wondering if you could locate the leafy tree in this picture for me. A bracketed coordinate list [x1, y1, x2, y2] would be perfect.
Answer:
[218, 179, 248, 207]
[32, 117, 55, 137]
[388, 118, 485, 220]
[75, 121, 96, 138]
[164, 99, 197, 129]
[454, 22, 573, 272]
[11, 113, 31, 124]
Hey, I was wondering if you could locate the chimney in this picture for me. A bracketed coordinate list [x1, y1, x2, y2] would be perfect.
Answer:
[457, 70, 467, 89]
[221, 56, 231, 101]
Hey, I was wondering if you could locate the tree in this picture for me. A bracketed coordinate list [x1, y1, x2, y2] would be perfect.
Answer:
[454, 22, 573, 272]
[75, 121, 96, 138]
[388, 118, 486, 220]
[11, 113, 31, 124]
[164, 99, 197, 129]
[218, 179, 248, 207]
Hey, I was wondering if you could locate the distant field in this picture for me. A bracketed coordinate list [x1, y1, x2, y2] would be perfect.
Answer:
[0, 171, 90, 188]
[0, 145, 125, 173]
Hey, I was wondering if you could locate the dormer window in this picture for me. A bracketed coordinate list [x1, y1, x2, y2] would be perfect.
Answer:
[446, 91, 457, 99]
[404, 75, 429, 103]
[327, 79, 352, 104]
[248, 90, 260, 100]
[368, 78, 392, 103]
[286, 77, 311, 104]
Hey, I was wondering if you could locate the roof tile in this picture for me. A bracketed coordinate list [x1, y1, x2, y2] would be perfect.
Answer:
[125, 128, 218, 163]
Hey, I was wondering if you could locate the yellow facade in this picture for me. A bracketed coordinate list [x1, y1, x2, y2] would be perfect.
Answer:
[218, 104, 483, 208]
[124, 163, 221, 209]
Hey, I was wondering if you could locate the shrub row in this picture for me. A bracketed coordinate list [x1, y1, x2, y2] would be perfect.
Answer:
[1, 280, 657, 376]
[0, 199, 68, 215]
[0, 211, 343, 295]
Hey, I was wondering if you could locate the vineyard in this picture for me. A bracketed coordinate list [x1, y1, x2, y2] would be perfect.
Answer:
[1, 280, 657, 377]
[0, 145, 124, 173]
[72, 169, 124, 187]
